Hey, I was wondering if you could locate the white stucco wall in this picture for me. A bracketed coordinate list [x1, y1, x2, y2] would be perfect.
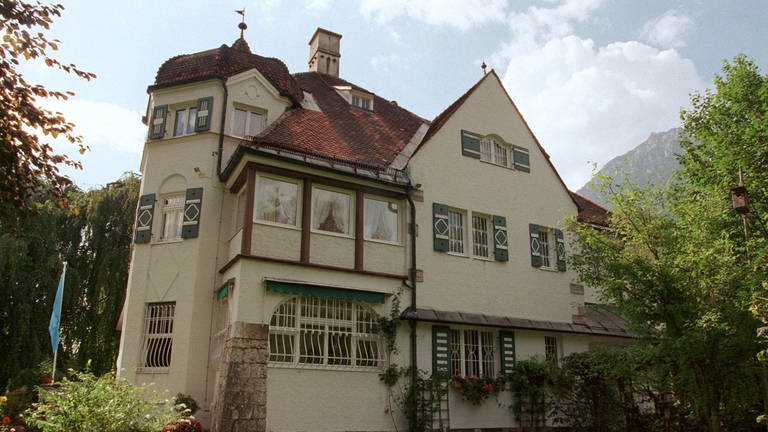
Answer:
[408, 73, 580, 324]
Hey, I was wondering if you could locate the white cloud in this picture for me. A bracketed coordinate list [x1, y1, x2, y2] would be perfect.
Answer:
[494, 0, 705, 189]
[640, 10, 694, 49]
[358, 0, 507, 31]
[305, 0, 330, 13]
[42, 99, 145, 188]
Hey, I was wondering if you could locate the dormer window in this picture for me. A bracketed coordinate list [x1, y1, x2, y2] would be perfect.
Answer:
[351, 94, 372, 110]
[334, 85, 374, 111]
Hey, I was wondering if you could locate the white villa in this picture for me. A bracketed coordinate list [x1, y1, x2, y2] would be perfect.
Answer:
[116, 26, 630, 432]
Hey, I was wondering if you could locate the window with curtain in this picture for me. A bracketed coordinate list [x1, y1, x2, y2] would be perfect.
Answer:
[312, 187, 351, 235]
[364, 197, 399, 243]
[255, 176, 299, 226]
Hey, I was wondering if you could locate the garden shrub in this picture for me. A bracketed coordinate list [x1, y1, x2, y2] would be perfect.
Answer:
[24, 371, 183, 432]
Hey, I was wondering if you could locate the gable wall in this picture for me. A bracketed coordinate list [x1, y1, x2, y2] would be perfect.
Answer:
[409, 74, 581, 323]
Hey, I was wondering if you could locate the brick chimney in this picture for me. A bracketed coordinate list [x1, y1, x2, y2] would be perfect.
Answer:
[308, 28, 341, 77]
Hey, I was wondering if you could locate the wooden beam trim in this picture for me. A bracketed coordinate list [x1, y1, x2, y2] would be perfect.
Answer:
[240, 167, 256, 255]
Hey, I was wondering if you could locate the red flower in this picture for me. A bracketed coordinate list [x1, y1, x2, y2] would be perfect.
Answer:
[482, 383, 494, 391]
[2, 416, 11, 424]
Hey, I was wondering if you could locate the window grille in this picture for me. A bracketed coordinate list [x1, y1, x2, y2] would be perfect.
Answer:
[269, 296, 382, 369]
[480, 137, 511, 168]
[448, 209, 465, 254]
[450, 328, 495, 377]
[545, 336, 559, 365]
[140, 302, 175, 371]
[539, 230, 551, 268]
[472, 214, 491, 258]
[494, 142, 508, 167]
[480, 138, 493, 162]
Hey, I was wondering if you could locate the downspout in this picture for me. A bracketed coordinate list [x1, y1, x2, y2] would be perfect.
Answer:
[216, 77, 229, 177]
[405, 183, 418, 410]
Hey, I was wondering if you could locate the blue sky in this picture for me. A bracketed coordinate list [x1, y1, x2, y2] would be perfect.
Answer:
[27, 0, 768, 190]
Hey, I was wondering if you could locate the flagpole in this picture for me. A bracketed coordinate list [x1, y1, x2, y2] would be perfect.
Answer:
[50, 261, 67, 382]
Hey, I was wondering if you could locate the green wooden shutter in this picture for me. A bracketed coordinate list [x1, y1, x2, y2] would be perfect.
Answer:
[181, 187, 203, 239]
[194, 97, 213, 132]
[461, 130, 481, 159]
[499, 331, 516, 375]
[492, 215, 508, 261]
[433, 203, 449, 252]
[135, 193, 155, 243]
[432, 326, 452, 379]
[555, 228, 566, 272]
[529, 223, 542, 268]
[513, 145, 530, 172]
[149, 105, 168, 139]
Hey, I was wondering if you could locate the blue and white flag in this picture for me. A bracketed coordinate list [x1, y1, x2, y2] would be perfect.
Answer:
[49, 262, 67, 354]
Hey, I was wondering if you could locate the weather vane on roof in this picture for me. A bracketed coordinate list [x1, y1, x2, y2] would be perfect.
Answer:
[236, 9, 247, 38]
[481, 60, 487, 75]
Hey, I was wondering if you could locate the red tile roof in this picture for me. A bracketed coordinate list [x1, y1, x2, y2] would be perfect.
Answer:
[152, 38, 303, 105]
[249, 72, 427, 168]
[570, 192, 611, 227]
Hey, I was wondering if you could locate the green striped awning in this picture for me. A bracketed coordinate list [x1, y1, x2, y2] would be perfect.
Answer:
[265, 280, 385, 304]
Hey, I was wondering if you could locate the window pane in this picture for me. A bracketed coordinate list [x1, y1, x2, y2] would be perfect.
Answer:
[161, 195, 185, 241]
[248, 112, 265, 136]
[364, 198, 399, 242]
[232, 108, 246, 137]
[545, 336, 558, 365]
[312, 188, 350, 234]
[141, 303, 175, 370]
[269, 297, 381, 368]
[539, 230, 551, 268]
[472, 214, 490, 258]
[480, 138, 492, 162]
[173, 109, 188, 137]
[448, 209, 464, 254]
[255, 177, 298, 226]
[186, 107, 198, 134]
[495, 142, 508, 167]
[481, 331, 495, 377]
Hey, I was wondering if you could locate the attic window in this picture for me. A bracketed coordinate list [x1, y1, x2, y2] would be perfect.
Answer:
[351, 94, 372, 110]
[334, 85, 374, 111]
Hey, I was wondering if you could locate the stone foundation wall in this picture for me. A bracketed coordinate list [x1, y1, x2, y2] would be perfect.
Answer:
[210, 322, 269, 432]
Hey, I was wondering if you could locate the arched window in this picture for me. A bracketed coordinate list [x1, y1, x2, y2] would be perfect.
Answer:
[269, 296, 382, 369]
[479, 136, 512, 168]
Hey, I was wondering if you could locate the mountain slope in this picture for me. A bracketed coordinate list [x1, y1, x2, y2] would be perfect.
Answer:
[577, 127, 682, 207]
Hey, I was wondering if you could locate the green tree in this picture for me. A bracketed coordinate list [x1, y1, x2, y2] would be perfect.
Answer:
[569, 55, 768, 431]
[0, 1, 95, 230]
[569, 180, 762, 431]
[0, 174, 139, 390]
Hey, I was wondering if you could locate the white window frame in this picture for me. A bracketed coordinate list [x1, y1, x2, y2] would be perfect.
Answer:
[545, 335, 561, 366]
[231, 106, 266, 138]
[173, 106, 198, 137]
[268, 296, 383, 370]
[140, 302, 175, 372]
[311, 185, 354, 237]
[159, 194, 185, 242]
[450, 327, 496, 378]
[479, 136, 513, 169]
[363, 195, 401, 244]
[471, 213, 493, 259]
[254, 175, 301, 228]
